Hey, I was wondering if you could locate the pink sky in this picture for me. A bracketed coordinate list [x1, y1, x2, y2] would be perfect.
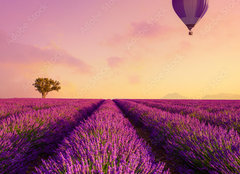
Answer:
[0, 0, 240, 99]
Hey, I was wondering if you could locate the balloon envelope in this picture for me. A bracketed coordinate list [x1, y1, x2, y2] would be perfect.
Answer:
[172, 0, 208, 32]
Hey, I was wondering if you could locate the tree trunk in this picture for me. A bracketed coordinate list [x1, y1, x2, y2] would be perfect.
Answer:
[42, 93, 47, 98]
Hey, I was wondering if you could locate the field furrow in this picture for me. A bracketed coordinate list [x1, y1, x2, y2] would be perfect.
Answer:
[132, 100, 240, 134]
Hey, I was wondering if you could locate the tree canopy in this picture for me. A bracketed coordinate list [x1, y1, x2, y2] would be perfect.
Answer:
[33, 78, 61, 98]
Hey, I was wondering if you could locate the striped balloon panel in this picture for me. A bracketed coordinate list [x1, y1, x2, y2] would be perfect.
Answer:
[172, 0, 208, 29]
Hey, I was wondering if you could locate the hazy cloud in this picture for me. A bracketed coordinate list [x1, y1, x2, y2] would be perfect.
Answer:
[128, 75, 141, 84]
[107, 21, 175, 45]
[0, 31, 91, 73]
[179, 40, 192, 50]
[107, 57, 124, 68]
[130, 22, 171, 37]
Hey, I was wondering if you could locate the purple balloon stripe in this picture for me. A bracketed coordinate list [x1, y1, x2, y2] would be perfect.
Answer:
[195, 0, 208, 17]
[183, 0, 196, 17]
[172, 0, 186, 18]
[200, 0, 209, 18]
[195, 0, 204, 17]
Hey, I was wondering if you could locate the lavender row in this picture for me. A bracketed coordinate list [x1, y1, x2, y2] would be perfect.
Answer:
[115, 100, 240, 174]
[0, 99, 102, 173]
[132, 100, 240, 134]
[35, 100, 169, 174]
[132, 99, 240, 114]
[146, 99, 240, 113]
[0, 99, 100, 122]
[0, 98, 71, 120]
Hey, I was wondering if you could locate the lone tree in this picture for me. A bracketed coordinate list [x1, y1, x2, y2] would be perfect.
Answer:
[33, 78, 61, 98]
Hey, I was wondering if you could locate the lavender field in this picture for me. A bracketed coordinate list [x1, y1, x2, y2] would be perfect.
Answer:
[0, 99, 239, 174]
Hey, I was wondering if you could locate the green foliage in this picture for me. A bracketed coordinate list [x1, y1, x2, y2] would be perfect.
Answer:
[33, 77, 61, 98]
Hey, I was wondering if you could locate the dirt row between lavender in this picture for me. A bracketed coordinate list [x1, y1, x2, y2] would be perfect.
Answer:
[114, 100, 200, 174]
[26, 100, 105, 173]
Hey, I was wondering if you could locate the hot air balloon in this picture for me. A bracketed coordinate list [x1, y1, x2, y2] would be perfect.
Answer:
[172, 0, 209, 35]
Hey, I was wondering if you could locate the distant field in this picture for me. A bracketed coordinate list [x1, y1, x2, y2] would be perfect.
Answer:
[0, 99, 239, 173]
